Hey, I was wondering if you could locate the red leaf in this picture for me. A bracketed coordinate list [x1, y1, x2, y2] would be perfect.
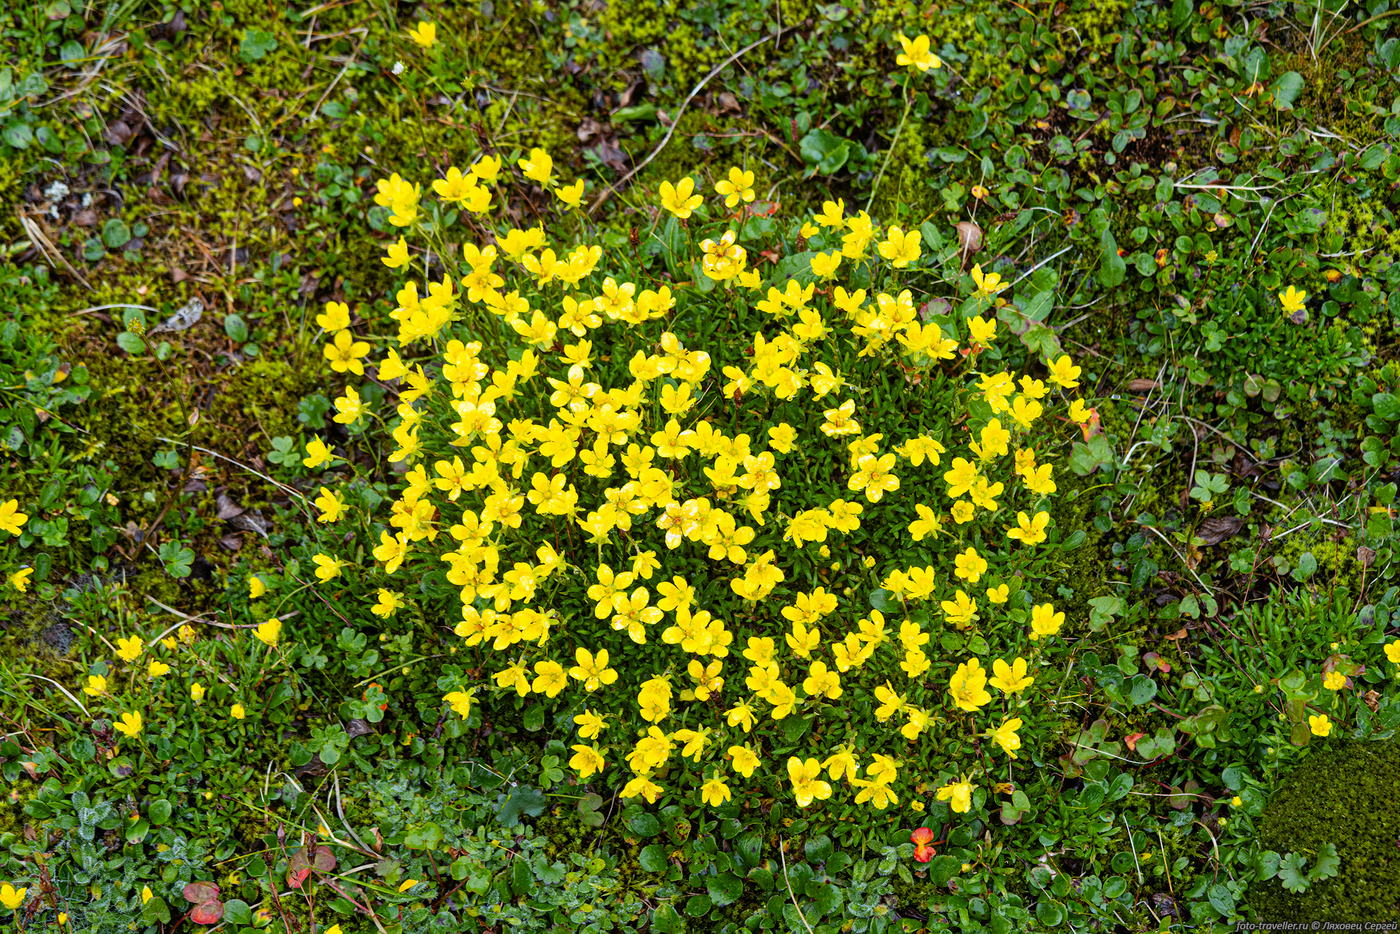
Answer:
[1125, 732, 1145, 752]
[190, 900, 224, 924]
[312, 845, 337, 873]
[288, 866, 312, 889]
[182, 881, 219, 904]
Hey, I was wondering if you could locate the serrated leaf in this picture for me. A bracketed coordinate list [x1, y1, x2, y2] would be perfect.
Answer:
[1308, 843, 1340, 883]
[1278, 852, 1310, 893]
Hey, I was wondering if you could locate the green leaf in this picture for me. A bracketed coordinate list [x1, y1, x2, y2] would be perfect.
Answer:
[224, 314, 249, 343]
[799, 128, 852, 175]
[101, 218, 132, 248]
[1097, 227, 1126, 287]
[497, 785, 546, 827]
[628, 811, 661, 837]
[148, 799, 172, 825]
[1207, 883, 1234, 916]
[683, 893, 712, 918]
[705, 872, 743, 907]
[1270, 71, 1304, 110]
[1127, 675, 1158, 706]
[651, 902, 686, 933]
[639, 844, 669, 873]
[1278, 852, 1309, 893]
[1372, 393, 1400, 421]
[1308, 843, 1340, 883]
[239, 28, 279, 62]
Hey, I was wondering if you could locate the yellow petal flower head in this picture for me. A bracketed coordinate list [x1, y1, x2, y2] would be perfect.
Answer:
[316, 301, 350, 333]
[989, 657, 1034, 694]
[8, 567, 32, 592]
[0, 500, 27, 536]
[700, 775, 732, 807]
[1278, 285, 1307, 315]
[407, 21, 436, 48]
[1385, 641, 1400, 666]
[936, 777, 973, 813]
[1029, 602, 1065, 640]
[895, 33, 942, 72]
[948, 659, 992, 711]
[231, 703, 247, 720]
[1308, 713, 1331, 737]
[786, 756, 833, 807]
[115, 635, 144, 662]
[518, 148, 555, 187]
[254, 617, 282, 647]
[0, 883, 26, 911]
[82, 674, 108, 697]
[659, 177, 704, 219]
[714, 167, 756, 209]
[114, 711, 143, 738]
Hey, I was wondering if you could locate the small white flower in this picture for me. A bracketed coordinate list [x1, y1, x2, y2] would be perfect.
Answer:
[392, 61, 405, 75]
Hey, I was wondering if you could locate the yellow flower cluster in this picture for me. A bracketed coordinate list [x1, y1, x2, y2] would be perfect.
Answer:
[328, 156, 1098, 816]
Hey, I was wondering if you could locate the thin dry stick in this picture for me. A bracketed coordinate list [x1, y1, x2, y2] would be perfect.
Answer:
[588, 27, 792, 215]
[778, 840, 815, 934]
[21, 673, 91, 718]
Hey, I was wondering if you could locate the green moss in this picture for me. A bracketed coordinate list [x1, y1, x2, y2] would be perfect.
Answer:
[1249, 738, 1400, 920]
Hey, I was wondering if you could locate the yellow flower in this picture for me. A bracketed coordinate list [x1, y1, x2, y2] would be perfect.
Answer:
[555, 178, 586, 209]
[714, 167, 755, 208]
[382, 237, 410, 269]
[988, 717, 1023, 758]
[574, 709, 608, 739]
[0, 500, 29, 536]
[810, 251, 842, 279]
[1029, 603, 1065, 641]
[115, 635, 144, 662]
[989, 657, 1035, 694]
[786, 756, 832, 807]
[0, 883, 26, 911]
[371, 589, 404, 618]
[444, 690, 474, 719]
[729, 744, 760, 777]
[700, 775, 732, 807]
[316, 301, 350, 333]
[314, 486, 346, 523]
[114, 711, 143, 738]
[1322, 670, 1346, 691]
[248, 575, 266, 599]
[518, 148, 555, 186]
[83, 674, 108, 697]
[146, 660, 170, 679]
[407, 21, 436, 48]
[254, 617, 282, 647]
[659, 177, 703, 219]
[1308, 713, 1331, 737]
[231, 703, 247, 720]
[876, 226, 921, 268]
[191, 682, 206, 702]
[967, 315, 996, 345]
[895, 33, 942, 72]
[398, 879, 420, 893]
[1386, 641, 1400, 666]
[1006, 510, 1050, 546]
[1278, 285, 1307, 315]
[311, 553, 344, 582]
[8, 567, 32, 592]
[141, 886, 153, 904]
[948, 658, 991, 711]
[569, 744, 606, 779]
[935, 778, 973, 813]
[1047, 354, 1081, 389]
[970, 264, 1007, 298]
[986, 583, 1010, 604]
[324, 330, 370, 375]
[303, 438, 335, 469]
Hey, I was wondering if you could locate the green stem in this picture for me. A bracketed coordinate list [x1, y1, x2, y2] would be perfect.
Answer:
[866, 75, 914, 215]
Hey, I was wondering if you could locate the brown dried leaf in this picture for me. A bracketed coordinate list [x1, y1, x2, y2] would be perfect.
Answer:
[1197, 516, 1244, 546]
[955, 221, 982, 267]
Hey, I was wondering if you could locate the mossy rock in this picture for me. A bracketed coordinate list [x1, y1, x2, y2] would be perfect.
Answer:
[1248, 738, 1400, 920]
